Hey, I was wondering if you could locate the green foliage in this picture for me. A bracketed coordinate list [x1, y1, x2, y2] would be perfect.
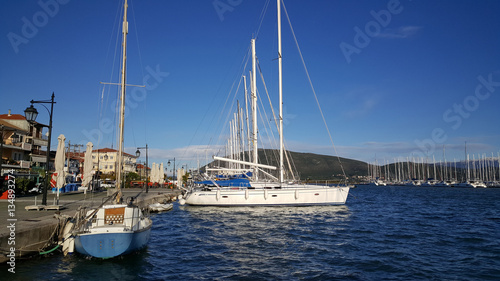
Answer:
[125, 172, 140, 188]
[15, 177, 36, 194]
[182, 172, 190, 186]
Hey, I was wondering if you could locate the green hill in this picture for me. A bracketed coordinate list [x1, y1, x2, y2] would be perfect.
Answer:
[205, 149, 367, 181]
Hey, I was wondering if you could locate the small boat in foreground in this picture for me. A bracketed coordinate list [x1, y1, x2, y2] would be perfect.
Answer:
[68, 0, 152, 259]
[73, 195, 152, 258]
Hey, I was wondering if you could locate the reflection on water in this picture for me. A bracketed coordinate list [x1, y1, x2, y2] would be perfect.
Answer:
[7, 187, 500, 280]
[156, 205, 354, 279]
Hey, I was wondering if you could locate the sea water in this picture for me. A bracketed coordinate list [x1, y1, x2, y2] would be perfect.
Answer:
[5, 186, 500, 280]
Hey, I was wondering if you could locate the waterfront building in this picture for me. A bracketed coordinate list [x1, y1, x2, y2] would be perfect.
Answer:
[91, 148, 138, 175]
[0, 110, 51, 175]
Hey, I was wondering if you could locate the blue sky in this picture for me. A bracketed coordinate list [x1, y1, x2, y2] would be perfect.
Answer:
[1, 0, 500, 171]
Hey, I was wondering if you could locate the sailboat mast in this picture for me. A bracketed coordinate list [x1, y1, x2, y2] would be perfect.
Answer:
[251, 38, 258, 181]
[277, 0, 284, 184]
[116, 0, 128, 193]
[243, 75, 251, 164]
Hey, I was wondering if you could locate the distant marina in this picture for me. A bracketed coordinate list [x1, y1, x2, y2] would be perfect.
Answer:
[362, 152, 500, 188]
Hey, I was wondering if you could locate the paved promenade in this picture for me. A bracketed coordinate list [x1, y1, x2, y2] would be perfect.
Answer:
[0, 188, 181, 263]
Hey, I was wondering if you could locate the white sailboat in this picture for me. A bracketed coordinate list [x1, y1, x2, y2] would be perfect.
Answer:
[72, 0, 152, 258]
[181, 0, 350, 206]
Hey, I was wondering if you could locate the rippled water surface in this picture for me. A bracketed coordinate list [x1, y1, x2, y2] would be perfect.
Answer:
[7, 186, 500, 280]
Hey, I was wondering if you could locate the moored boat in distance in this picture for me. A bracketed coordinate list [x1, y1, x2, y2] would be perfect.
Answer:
[182, 184, 349, 206]
[180, 0, 351, 207]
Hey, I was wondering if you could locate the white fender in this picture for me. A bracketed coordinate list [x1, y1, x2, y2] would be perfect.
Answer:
[295, 189, 299, 200]
[264, 189, 268, 200]
[216, 189, 221, 201]
[245, 189, 249, 200]
[62, 220, 75, 256]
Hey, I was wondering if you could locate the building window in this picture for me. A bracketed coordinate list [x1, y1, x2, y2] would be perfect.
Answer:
[110, 165, 113, 169]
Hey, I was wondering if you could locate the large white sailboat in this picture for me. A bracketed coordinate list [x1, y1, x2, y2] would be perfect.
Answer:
[180, 0, 350, 206]
[71, 0, 152, 258]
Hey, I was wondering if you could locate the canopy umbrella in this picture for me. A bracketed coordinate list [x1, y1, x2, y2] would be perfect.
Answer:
[54, 134, 66, 203]
[151, 163, 157, 183]
[159, 162, 164, 185]
[81, 142, 94, 190]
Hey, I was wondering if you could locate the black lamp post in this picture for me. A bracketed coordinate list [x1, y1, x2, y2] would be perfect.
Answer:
[24, 92, 55, 206]
[167, 157, 176, 185]
[136, 144, 148, 193]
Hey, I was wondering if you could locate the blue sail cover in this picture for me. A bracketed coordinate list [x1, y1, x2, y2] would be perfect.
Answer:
[195, 178, 251, 187]
[215, 172, 252, 179]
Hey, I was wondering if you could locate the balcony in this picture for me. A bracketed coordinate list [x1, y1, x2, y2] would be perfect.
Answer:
[1, 160, 31, 170]
[31, 154, 47, 163]
[19, 160, 30, 169]
[21, 142, 32, 151]
[33, 137, 48, 147]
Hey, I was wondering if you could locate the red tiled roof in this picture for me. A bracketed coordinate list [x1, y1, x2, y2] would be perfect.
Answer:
[136, 164, 151, 170]
[0, 113, 26, 120]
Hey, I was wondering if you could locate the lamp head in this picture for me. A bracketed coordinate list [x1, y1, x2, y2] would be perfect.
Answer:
[24, 105, 38, 123]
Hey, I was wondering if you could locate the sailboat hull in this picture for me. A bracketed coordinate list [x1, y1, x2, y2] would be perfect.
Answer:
[184, 186, 350, 206]
[73, 204, 152, 258]
[74, 225, 151, 258]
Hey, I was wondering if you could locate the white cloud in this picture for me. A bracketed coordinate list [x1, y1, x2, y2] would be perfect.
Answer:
[376, 26, 422, 39]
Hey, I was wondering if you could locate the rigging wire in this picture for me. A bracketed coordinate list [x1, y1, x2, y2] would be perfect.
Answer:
[254, 0, 271, 39]
[97, 1, 122, 150]
[129, 0, 148, 149]
[281, 0, 349, 183]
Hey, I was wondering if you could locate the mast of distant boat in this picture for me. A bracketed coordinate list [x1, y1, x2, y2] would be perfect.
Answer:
[116, 0, 128, 203]
[251, 38, 258, 181]
[277, 0, 284, 184]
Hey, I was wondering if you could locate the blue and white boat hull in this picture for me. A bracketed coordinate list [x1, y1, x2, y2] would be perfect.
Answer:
[73, 204, 152, 258]
[74, 225, 151, 258]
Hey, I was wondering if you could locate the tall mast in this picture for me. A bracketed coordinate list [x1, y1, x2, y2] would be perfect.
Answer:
[243, 75, 251, 163]
[251, 38, 258, 180]
[277, 0, 284, 184]
[116, 0, 128, 197]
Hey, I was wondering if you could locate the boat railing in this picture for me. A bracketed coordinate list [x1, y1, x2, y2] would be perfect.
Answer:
[85, 212, 145, 230]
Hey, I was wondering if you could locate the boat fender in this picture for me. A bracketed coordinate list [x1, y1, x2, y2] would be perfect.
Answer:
[179, 199, 186, 205]
[245, 189, 249, 200]
[216, 189, 221, 201]
[295, 189, 299, 200]
[264, 189, 268, 200]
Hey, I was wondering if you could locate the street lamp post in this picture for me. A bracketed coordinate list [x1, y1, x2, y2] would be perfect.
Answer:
[167, 157, 175, 186]
[136, 144, 148, 193]
[24, 92, 55, 206]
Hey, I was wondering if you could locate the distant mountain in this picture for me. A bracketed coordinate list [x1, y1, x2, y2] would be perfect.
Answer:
[204, 149, 368, 181]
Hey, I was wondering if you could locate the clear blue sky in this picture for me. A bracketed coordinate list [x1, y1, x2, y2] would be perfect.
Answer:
[1, 0, 500, 170]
